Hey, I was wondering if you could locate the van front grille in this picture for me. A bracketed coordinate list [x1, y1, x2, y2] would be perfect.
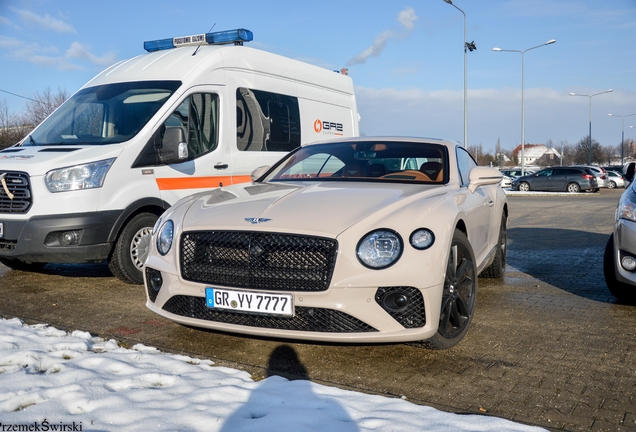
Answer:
[0, 171, 32, 214]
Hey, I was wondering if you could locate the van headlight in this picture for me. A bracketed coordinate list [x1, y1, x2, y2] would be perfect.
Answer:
[45, 158, 115, 192]
[157, 220, 174, 255]
[618, 189, 636, 222]
[356, 229, 403, 269]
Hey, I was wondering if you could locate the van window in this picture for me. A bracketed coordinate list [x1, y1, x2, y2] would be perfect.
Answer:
[133, 92, 219, 167]
[166, 93, 219, 160]
[236, 88, 300, 152]
[27, 81, 181, 146]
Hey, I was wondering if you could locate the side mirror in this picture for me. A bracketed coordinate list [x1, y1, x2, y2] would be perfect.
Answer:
[158, 127, 188, 164]
[625, 162, 635, 183]
[250, 165, 271, 182]
[467, 166, 503, 193]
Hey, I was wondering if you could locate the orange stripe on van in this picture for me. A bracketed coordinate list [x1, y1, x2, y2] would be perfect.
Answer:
[156, 175, 252, 190]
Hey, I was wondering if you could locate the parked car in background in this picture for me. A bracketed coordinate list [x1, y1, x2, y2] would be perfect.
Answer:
[512, 166, 599, 193]
[607, 171, 626, 189]
[500, 175, 513, 188]
[144, 137, 508, 349]
[583, 166, 608, 189]
[604, 164, 636, 302]
[500, 168, 535, 179]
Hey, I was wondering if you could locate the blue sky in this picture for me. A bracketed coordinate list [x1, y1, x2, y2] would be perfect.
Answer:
[1, 0, 635, 153]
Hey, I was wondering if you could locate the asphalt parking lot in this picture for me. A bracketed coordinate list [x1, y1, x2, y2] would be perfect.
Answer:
[0, 188, 634, 432]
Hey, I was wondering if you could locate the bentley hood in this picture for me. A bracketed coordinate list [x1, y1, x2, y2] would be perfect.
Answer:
[181, 181, 446, 238]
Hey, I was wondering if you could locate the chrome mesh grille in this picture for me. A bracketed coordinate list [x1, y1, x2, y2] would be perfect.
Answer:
[162, 295, 377, 333]
[0, 171, 32, 214]
[180, 231, 338, 292]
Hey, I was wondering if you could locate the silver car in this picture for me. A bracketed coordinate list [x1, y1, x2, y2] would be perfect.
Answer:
[604, 165, 636, 301]
[607, 170, 625, 189]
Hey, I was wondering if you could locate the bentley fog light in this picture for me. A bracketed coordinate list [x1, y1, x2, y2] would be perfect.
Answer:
[410, 229, 435, 250]
[157, 220, 174, 255]
[621, 255, 636, 271]
[357, 229, 402, 269]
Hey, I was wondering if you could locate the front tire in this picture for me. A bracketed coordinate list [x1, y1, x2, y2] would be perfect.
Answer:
[567, 182, 581, 193]
[108, 212, 158, 284]
[603, 234, 636, 302]
[518, 182, 530, 192]
[480, 213, 507, 278]
[424, 229, 477, 349]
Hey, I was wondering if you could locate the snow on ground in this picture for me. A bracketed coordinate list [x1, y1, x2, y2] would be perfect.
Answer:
[0, 318, 546, 431]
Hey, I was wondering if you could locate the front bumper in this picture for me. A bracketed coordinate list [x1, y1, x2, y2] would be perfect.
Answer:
[144, 266, 443, 343]
[0, 211, 122, 263]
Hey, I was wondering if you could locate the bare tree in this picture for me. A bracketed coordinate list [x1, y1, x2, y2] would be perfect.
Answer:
[23, 87, 68, 127]
[0, 100, 31, 150]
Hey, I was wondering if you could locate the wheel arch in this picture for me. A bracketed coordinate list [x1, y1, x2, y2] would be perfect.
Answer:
[107, 197, 171, 245]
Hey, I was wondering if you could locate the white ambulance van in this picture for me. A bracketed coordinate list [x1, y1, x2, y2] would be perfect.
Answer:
[0, 28, 359, 284]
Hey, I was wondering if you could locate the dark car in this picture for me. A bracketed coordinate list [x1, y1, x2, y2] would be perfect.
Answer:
[512, 166, 599, 193]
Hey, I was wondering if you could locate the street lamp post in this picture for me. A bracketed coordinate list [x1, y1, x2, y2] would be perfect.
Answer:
[607, 113, 636, 165]
[569, 89, 613, 165]
[492, 39, 556, 176]
[443, 0, 468, 148]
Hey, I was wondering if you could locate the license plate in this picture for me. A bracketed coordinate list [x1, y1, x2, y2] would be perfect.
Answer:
[205, 287, 293, 317]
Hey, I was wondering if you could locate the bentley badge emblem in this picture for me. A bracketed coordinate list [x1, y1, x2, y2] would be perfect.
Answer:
[244, 217, 271, 224]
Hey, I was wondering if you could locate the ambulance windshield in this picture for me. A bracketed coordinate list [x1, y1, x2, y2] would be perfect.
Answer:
[25, 81, 181, 146]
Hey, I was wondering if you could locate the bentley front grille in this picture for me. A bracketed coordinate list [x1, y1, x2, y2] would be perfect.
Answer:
[180, 231, 338, 292]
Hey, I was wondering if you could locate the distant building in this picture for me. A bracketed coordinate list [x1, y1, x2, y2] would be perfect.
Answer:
[512, 144, 561, 166]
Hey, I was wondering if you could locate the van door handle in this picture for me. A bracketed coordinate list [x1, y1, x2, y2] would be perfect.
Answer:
[214, 163, 229, 170]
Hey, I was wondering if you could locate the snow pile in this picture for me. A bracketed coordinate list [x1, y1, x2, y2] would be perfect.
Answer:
[0, 318, 545, 431]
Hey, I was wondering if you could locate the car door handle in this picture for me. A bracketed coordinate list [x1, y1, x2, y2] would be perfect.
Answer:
[488, 200, 494, 207]
[214, 163, 229, 170]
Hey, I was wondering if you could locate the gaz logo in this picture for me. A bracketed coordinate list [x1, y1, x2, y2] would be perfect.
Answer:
[314, 119, 344, 135]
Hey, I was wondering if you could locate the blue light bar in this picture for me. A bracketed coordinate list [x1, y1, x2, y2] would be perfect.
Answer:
[144, 28, 253, 52]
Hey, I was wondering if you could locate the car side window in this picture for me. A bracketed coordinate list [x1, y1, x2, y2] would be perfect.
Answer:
[456, 147, 477, 187]
[236, 87, 301, 152]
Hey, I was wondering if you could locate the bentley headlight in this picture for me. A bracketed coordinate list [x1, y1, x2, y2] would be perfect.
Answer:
[357, 229, 403, 269]
[618, 189, 636, 223]
[45, 158, 115, 192]
[157, 220, 174, 255]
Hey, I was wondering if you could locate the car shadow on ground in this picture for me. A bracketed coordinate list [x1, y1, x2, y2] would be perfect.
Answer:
[506, 227, 617, 303]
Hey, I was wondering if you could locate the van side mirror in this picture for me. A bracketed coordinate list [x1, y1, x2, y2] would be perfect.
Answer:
[625, 163, 635, 183]
[159, 127, 188, 164]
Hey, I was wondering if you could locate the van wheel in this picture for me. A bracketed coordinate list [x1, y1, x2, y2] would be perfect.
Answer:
[603, 234, 636, 303]
[108, 212, 158, 284]
[423, 229, 477, 349]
